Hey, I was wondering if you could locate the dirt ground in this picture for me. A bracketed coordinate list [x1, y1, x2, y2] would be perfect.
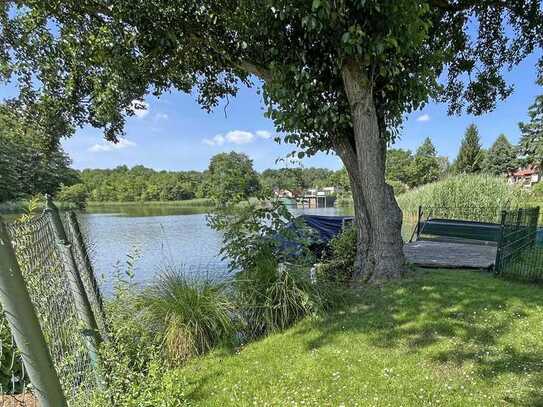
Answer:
[0, 393, 38, 407]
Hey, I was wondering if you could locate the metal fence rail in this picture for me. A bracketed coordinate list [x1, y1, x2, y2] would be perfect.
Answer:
[495, 207, 542, 282]
[0, 197, 105, 406]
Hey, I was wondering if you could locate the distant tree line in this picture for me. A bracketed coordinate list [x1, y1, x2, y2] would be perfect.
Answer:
[56, 152, 351, 204]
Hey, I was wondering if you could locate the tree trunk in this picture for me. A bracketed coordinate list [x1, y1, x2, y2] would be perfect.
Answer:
[335, 60, 405, 283]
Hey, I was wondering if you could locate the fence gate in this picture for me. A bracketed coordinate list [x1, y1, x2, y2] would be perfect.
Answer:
[0, 196, 105, 406]
[495, 207, 541, 281]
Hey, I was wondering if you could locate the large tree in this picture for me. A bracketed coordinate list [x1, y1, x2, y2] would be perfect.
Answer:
[385, 149, 414, 186]
[484, 134, 517, 175]
[2, 1, 542, 282]
[455, 124, 484, 174]
[204, 152, 261, 202]
[519, 79, 543, 167]
[410, 137, 441, 187]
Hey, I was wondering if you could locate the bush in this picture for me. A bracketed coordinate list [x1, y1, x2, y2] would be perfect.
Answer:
[396, 174, 528, 222]
[317, 226, 357, 284]
[57, 183, 89, 208]
[138, 268, 235, 365]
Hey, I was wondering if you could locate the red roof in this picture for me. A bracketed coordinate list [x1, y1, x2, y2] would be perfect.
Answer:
[512, 165, 539, 177]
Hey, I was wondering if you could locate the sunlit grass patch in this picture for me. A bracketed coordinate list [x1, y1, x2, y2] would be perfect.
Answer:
[150, 269, 543, 406]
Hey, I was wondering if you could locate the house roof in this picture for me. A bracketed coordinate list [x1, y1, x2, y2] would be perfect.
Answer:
[512, 165, 539, 177]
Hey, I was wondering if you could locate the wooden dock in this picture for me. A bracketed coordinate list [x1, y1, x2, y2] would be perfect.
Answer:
[404, 240, 497, 269]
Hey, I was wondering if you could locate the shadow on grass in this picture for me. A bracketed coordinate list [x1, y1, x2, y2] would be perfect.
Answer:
[296, 269, 543, 405]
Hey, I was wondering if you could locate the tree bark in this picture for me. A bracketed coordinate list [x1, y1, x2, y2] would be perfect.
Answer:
[336, 60, 405, 283]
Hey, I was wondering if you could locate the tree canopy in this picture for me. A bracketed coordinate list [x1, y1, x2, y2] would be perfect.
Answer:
[519, 78, 543, 167]
[204, 152, 261, 202]
[484, 134, 517, 175]
[1, 1, 540, 146]
[386, 138, 445, 189]
[455, 124, 484, 174]
[0, 104, 78, 202]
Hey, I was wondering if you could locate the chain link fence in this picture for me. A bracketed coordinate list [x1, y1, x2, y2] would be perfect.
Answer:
[495, 207, 542, 282]
[0, 198, 105, 406]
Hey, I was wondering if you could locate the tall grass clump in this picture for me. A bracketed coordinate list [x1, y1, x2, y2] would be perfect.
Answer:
[139, 269, 235, 365]
[397, 174, 528, 222]
[234, 251, 337, 339]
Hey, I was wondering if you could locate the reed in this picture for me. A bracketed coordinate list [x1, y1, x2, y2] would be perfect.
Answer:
[397, 174, 529, 222]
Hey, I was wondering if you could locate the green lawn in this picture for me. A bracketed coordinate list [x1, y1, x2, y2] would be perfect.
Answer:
[156, 269, 543, 406]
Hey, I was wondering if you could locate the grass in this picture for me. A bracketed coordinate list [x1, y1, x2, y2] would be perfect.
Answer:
[141, 269, 543, 406]
[138, 269, 235, 365]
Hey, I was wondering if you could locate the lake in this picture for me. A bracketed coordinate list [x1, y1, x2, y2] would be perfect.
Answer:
[76, 205, 416, 288]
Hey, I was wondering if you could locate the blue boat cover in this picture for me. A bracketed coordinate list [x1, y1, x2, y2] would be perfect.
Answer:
[295, 215, 354, 243]
[273, 215, 355, 258]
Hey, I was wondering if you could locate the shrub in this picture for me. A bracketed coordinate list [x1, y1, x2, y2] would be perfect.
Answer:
[138, 268, 235, 365]
[317, 226, 357, 284]
[396, 174, 528, 222]
[57, 183, 89, 208]
[92, 250, 164, 405]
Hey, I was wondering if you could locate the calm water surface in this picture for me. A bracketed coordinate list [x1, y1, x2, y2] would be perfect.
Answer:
[77, 205, 415, 287]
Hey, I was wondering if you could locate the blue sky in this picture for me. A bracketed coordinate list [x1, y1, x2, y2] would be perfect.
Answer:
[2, 53, 542, 172]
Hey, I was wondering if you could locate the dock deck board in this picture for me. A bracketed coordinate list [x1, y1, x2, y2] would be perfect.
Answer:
[404, 240, 497, 269]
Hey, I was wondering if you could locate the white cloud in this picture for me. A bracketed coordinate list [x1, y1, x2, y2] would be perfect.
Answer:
[89, 138, 136, 152]
[225, 130, 254, 144]
[256, 130, 272, 139]
[129, 100, 149, 118]
[416, 114, 430, 122]
[155, 112, 168, 120]
[202, 134, 225, 146]
[203, 129, 273, 146]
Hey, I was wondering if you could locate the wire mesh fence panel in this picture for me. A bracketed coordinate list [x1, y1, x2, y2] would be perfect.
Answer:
[63, 212, 108, 339]
[495, 207, 542, 282]
[5, 212, 97, 404]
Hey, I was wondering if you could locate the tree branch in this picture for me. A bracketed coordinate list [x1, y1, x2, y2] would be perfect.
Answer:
[238, 61, 272, 83]
[429, 0, 514, 12]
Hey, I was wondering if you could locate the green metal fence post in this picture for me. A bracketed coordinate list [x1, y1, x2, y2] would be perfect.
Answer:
[65, 211, 108, 337]
[495, 210, 506, 275]
[417, 205, 422, 240]
[44, 196, 103, 376]
[0, 220, 68, 407]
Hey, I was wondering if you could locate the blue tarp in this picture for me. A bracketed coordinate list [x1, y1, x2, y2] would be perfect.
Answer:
[295, 215, 354, 243]
[275, 215, 354, 257]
